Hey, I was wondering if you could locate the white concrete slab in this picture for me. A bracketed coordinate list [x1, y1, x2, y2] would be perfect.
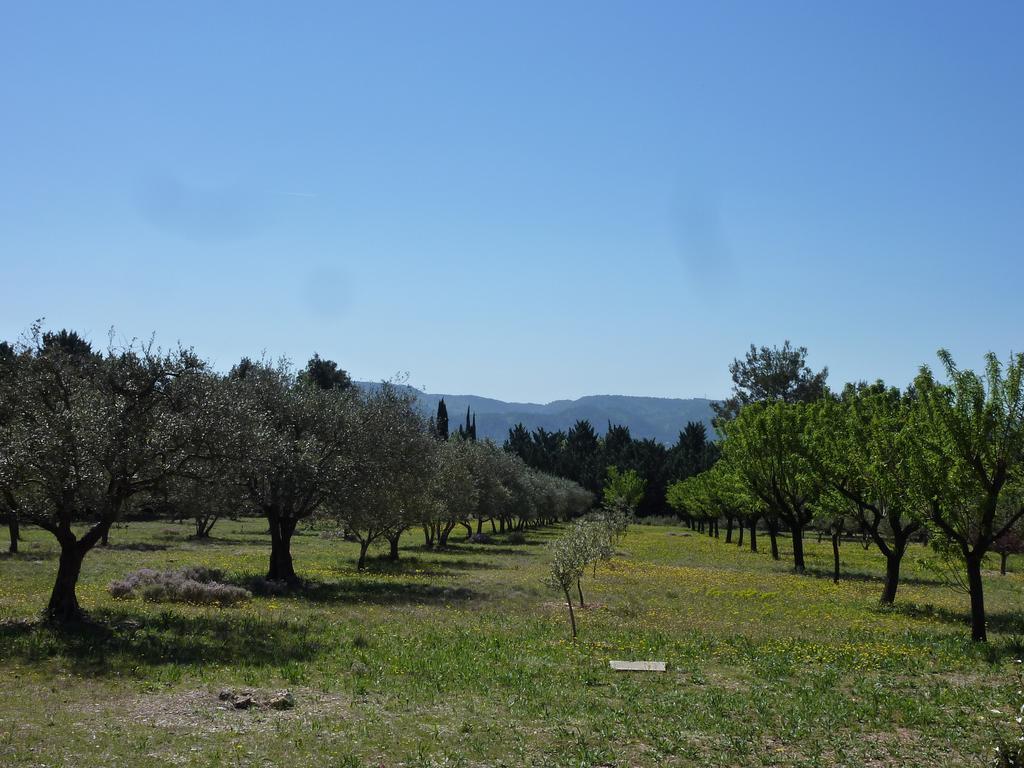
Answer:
[609, 660, 666, 672]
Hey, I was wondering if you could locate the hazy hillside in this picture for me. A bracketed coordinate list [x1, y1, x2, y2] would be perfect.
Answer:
[357, 383, 717, 445]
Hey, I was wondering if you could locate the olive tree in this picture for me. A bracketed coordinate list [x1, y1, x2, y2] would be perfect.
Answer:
[0, 328, 212, 622]
[326, 382, 433, 569]
[422, 437, 479, 547]
[226, 358, 354, 584]
[546, 531, 588, 639]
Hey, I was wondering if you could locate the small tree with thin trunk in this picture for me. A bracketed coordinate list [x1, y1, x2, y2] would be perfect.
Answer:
[546, 533, 587, 639]
[992, 528, 1024, 575]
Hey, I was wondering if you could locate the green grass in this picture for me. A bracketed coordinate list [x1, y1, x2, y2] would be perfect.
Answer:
[2, 518, 1022, 767]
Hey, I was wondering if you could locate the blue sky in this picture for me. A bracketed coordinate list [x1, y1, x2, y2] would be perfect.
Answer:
[2, 2, 1022, 402]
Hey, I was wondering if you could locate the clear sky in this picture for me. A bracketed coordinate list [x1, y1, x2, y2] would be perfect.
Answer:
[2, 2, 1022, 403]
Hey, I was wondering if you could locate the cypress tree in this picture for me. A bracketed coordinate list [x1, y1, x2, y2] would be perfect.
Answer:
[470, 413, 477, 441]
[436, 399, 449, 440]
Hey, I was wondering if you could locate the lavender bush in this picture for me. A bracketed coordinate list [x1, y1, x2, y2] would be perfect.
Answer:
[108, 566, 251, 606]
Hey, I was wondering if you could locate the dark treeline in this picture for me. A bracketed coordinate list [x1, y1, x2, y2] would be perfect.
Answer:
[502, 417, 717, 517]
[0, 325, 593, 625]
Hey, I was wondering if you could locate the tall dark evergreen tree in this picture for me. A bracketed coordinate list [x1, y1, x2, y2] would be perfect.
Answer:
[603, 423, 633, 469]
[565, 419, 602, 493]
[457, 406, 477, 441]
[669, 421, 716, 481]
[504, 423, 532, 462]
[531, 428, 565, 475]
[436, 398, 449, 440]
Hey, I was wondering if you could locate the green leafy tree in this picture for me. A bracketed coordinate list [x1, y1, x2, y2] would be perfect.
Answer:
[603, 465, 646, 513]
[804, 384, 921, 601]
[666, 462, 760, 545]
[909, 351, 1024, 642]
[722, 401, 820, 572]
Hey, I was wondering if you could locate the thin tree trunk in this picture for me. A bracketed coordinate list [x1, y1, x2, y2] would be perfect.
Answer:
[725, 516, 733, 544]
[7, 512, 19, 554]
[768, 521, 779, 560]
[387, 531, 401, 561]
[357, 539, 370, 571]
[966, 554, 987, 642]
[831, 531, 840, 582]
[749, 520, 757, 553]
[563, 586, 577, 639]
[792, 523, 806, 573]
[737, 520, 744, 547]
[577, 578, 585, 608]
[1001, 552, 1008, 576]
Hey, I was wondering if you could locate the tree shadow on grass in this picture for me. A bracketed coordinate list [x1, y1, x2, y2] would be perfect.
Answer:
[423, 542, 539, 557]
[878, 601, 1024, 636]
[103, 542, 170, 552]
[358, 555, 499, 574]
[296, 578, 479, 606]
[0, 549, 58, 561]
[0, 608, 319, 675]
[803, 566, 946, 588]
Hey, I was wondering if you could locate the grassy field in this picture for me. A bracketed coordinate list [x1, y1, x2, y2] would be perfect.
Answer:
[1, 519, 1023, 767]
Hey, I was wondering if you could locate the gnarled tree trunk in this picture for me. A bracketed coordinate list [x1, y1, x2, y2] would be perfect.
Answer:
[267, 512, 299, 584]
[46, 539, 87, 623]
[387, 530, 401, 561]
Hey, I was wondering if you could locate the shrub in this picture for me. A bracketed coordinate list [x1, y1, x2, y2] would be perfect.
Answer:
[108, 567, 251, 606]
[507, 531, 527, 545]
[470, 533, 493, 544]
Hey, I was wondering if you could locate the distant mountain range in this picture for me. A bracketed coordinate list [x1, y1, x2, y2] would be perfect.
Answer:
[356, 382, 718, 446]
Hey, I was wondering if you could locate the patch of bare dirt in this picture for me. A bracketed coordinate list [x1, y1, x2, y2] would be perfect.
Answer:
[117, 686, 351, 733]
